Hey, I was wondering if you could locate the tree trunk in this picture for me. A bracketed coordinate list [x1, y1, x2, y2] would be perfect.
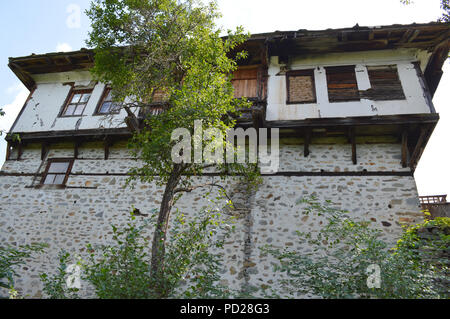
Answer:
[150, 163, 183, 297]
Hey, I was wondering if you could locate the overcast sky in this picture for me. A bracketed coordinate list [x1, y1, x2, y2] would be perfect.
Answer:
[0, 0, 448, 196]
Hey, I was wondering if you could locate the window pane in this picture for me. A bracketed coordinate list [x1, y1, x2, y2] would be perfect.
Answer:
[53, 174, 66, 185]
[48, 162, 69, 173]
[43, 174, 56, 184]
[71, 94, 82, 103]
[64, 104, 76, 116]
[99, 102, 111, 114]
[105, 90, 113, 101]
[80, 93, 91, 103]
[74, 105, 85, 115]
[111, 102, 121, 112]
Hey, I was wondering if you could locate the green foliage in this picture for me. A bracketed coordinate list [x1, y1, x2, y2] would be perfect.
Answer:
[441, 0, 450, 22]
[401, 0, 450, 22]
[86, 0, 255, 187]
[0, 243, 47, 291]
[40, 208, 235, 299]
[265, 196, 449, 299]
[40, 251, 81, 299]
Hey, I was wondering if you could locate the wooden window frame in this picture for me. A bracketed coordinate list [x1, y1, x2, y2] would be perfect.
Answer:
[40, 158, 74, 186]
[59, 88, 93, 117]
[286, 69, 317, 104]
[94, 87, 122, 115]
[325, 65, 360, 102]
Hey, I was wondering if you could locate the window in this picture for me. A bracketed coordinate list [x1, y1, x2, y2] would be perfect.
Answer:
[325, 66, 360, 102]
[95, 88, 122, 114]
[61, 89, 92, 116]
[365, 65, 405, 100]
[41, 159, 73, 186]
[231, 67, 258, 99]
[286, 69, 316, 104]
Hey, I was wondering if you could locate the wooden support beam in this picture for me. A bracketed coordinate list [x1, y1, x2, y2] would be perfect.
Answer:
[74, 140, 81, 159]
[124, 106, 141, 133]
[17, 143, 23, 160]
[5, 142, 11, 161]
[410, 127, 428, 169]
[41, 142, 49, 160]
[104, 138, 112, 160]
[401, 129, 408, 168]
[304, 129, 311, 157]
[349, 127, 357, 165]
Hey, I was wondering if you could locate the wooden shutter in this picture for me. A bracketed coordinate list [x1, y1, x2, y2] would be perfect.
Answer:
[366, 65, 405, 100]
[286, 69, 316, 104]
[232, 67, 258, 98]
[325, 66, 360, 102]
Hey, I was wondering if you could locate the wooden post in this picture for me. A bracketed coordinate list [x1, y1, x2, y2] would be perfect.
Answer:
[304, 129, 311, 157]
[74, 140, 81, 159]
[5, 142, 11, 161]
[41, 142, 49, 160]
[349, 127, 357, 165]
[401, 129, 408, 168]
[17, 143, 23, 160]
[104, 138, 112, 160]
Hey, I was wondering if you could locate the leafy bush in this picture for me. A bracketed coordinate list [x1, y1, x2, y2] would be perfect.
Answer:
[265, 196, 449, 299]
[0, 243, 47, 292]
[40, 207, 235, 299]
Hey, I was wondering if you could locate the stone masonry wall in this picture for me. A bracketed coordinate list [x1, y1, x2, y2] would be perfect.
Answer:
[0, 142, 423, 298]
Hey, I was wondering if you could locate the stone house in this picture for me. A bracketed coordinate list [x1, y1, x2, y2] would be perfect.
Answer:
[1, 22, 449, 297]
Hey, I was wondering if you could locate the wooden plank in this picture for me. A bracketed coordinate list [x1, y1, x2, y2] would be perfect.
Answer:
[401, 129, 408, 168]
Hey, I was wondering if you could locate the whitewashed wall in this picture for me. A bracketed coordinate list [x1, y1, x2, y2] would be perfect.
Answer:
[11, 71, 132, 133]
[266, 49, 432, 122]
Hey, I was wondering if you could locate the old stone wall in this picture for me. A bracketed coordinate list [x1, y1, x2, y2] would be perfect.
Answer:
[0, 142, 423, 298]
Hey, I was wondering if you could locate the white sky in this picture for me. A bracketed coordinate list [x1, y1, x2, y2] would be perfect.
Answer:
[0, 0, 448, 196]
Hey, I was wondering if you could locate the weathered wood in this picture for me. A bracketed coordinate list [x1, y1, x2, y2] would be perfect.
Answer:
[17, 143, 23, 160]
[349, 127, 357, 165]
[409, 126, 429, 170]
[5, 142, 11, 161]
[104, 138, 112, 160]
[41, 142, 49, 161]
[325, 66, 360, 102]
[401, 129, 408, 168]
[266, 113, 439, 128]
[304, 129, 311, 157]
[74, 140, 81, 159]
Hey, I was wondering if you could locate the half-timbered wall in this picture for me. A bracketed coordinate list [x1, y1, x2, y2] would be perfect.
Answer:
[266, 49, 434, 122]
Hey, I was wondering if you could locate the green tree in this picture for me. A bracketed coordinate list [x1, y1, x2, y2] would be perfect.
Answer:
[86, 0, 258, 297]
[0, 243, 47, 294]
[41, 208, 236, 299]
[264, 196, 449, 299]
[401, 0, 450, 22]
